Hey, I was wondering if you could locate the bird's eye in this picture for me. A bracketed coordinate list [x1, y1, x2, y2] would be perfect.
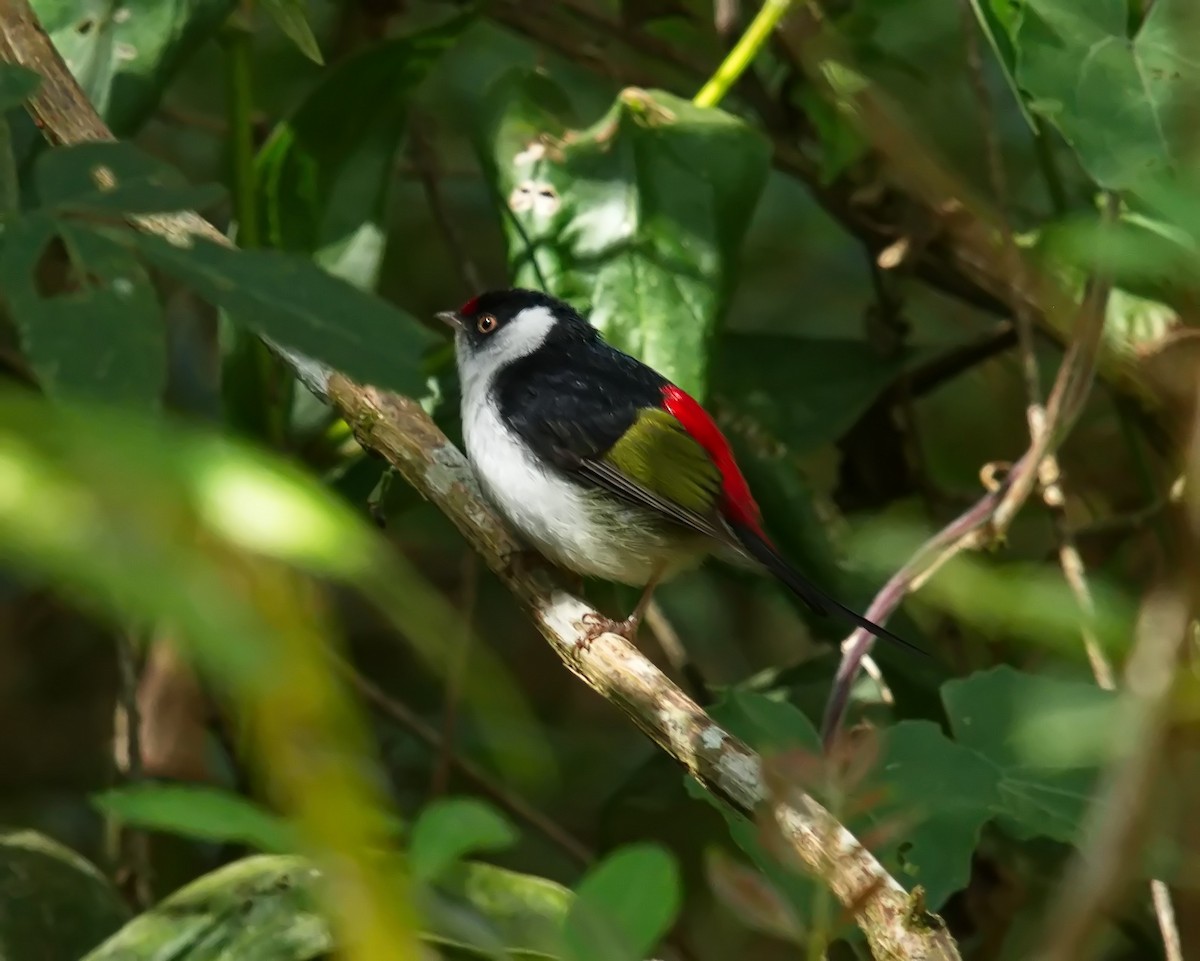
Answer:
[476, 314, 498, 334]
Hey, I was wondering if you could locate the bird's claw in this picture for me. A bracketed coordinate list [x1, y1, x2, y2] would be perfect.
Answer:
[577, 612, 639, 651]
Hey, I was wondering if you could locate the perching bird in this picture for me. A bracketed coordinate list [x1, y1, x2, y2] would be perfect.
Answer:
[438, 288, 920, 654]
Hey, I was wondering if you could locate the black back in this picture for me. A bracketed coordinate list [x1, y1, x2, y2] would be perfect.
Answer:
[492, 304, 667, 470]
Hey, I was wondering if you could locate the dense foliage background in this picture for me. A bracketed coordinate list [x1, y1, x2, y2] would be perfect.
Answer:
[0, 0, 1198, 959]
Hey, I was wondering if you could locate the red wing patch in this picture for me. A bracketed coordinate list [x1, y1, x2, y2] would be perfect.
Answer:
[660, 384, 764, 533]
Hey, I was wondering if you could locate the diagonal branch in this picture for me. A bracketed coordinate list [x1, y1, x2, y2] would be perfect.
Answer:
[0, 4, 962, 958]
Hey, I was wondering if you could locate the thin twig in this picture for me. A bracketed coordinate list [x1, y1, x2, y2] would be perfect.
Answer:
[114, 630, 153, 908]
[821, 264, 1114, 744]
[341, 660, 593, 867]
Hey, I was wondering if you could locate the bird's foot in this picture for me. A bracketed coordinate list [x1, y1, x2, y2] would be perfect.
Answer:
[577, 612, 640, 651]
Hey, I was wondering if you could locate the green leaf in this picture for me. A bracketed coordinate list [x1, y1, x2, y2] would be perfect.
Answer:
[1015, 0, 1200, 189]
[486, 75, 771, 398]
[712, 334, 932, 454]
[259, 0, 324, 65]
[130, 230, 438, 395]
[861, 721, 1000, 908]
[85, 854, 572, 960]
[410, 798, 519, 882]
[34, 0, 238, 135]
[83, 855, 332, 960]
[712, 689, 821, 755]
[563, 843, 681, 961]
[942, 665, 1115, 842]
[0, 214, 165, 405]
[34, 141, 226, 214]
[0, 64, 40, 110]
[965, 0, 1035, 130]
[425, 861, 573, 959]
[93, 784, 298, 853]
[257, 18, 464, 289]
[0, 830, 129, 961]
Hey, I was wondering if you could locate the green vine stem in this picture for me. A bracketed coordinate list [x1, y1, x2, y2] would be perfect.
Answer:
[220, 7, 292, 445]
[693, 0, 796, 109]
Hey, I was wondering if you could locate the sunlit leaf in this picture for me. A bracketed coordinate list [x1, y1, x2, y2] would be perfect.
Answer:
[485, 74, 770, 397]
[1015, 0, 1200, 189]
[34, 0, 238, 135]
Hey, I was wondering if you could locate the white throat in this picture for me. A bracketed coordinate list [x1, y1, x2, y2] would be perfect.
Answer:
[455, 304, 557, 407]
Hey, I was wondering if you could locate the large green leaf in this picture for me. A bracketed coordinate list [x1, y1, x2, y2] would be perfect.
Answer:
[34, 141, 226, 215]
[0, 214, 165, 405]
[256, 19, 465, 289]
[942, 665, 1115, 842]
[1014, 0, 1200, 190]
[34, 0, 238, 135]
[861, 721, 999, 908]
[131, 230, 437, 395]
[563, 844, 681, 961]
[485, 73, 771, 398]
[427, 861, 572, 959]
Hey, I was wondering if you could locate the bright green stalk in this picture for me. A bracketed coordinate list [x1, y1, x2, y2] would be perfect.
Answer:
[693, 0, 796, 109]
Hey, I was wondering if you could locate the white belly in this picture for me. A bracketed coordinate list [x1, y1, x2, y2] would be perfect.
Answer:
[462, 398, 704, 586]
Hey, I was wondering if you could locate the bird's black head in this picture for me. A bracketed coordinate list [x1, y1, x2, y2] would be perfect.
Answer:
[437, 288, 598, 380]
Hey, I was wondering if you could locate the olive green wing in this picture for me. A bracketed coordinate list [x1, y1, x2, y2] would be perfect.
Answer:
[575, 407, 732, 543]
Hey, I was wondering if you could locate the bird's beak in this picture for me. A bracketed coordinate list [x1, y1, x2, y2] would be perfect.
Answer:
[436, 310, 463, 330]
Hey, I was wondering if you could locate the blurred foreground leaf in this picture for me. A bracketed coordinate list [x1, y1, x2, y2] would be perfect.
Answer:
[485, 75, 770, 397]
[94, 784, 298, 854]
